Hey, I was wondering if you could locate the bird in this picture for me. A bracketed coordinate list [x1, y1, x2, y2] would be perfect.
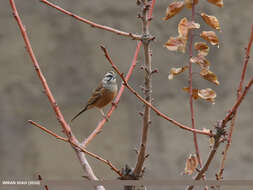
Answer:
[70, 71, 118, 123]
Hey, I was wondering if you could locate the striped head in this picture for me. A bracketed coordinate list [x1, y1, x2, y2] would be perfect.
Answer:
[102, 71, 116, 83]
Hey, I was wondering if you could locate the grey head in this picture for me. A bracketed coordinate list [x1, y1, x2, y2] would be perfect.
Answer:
[102, 71, 117, 90]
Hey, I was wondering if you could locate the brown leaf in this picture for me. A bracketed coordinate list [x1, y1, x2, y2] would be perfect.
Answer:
[200, 69, 220, 85]
[201, 13, 221, 30]
[194, 42, 209, 56]
[184, 154, 199, 175]
[200, 31, 219, 46]
[163, 1, 185, 20]
[184, 0, 199, 8]
[178, 17, 200, 38]
[198, 88, 217, 102]
[164, 36, 187, 53]
[183, 87, 199, 100]
[207, 0, 224, 8]
[190, 54, 210, 70]
[168, 66, 189, 80]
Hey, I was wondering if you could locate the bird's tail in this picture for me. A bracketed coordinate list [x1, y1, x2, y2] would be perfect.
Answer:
[70, 106, 88, 123]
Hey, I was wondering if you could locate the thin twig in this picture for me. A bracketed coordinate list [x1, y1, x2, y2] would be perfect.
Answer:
[100, 47, 212, 137]
[217, 25, 253, 180]
[40, 0, 141, 40]
[29, 120, 122, 176]
[28, 120, 68, 142]
[222, 76, 253, 127]
[188, 1, 202, 168]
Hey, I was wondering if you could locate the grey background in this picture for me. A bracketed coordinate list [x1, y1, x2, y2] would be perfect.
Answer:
[1, 0, 253, 190]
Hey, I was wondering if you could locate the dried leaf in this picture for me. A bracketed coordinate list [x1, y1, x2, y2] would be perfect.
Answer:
[198, 88, 217, 102]
[168, 66, 189, 80]
[184, 154, 199, 175]
[178, 17, 200, 38]
[200, 69, 220, 85]
[184, 0, 199, 8]
[207, 0, 224, 8]
[190, 55, 210, 70]
[163, 1, 185, 20]
[194, 42, 209, 56]
[183, 87, 199, 100]
[164, 36, 187, 53]
[183, 87, 217, 102]
[201, 13, 221, 30]
[200, 31, 219, 46]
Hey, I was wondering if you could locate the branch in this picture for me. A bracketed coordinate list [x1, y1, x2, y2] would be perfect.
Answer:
[28, 120, 68, 142]
[188, 1, 202, 169]
[133, 0, 153, 177]
[217, 25, 253, 180]
[222, 76, 253, 127]
[100, 47, 212, 137]
[40, 0, 141, 40]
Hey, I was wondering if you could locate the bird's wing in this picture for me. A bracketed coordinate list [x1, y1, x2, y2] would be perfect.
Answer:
[86, 82, 104, 107]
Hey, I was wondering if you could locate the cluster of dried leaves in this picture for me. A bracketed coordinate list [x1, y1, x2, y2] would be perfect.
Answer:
[164, 0, 224, 176]
[165, 0, 223, 104]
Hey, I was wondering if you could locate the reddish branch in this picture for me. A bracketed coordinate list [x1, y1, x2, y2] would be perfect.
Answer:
[188, 2, 202, 169]
[40, 0, 141, 40]
[100, 46, 212, 137]
[9, 0, 120, 187]
[217, 25, 253, 179]
[28, 120, 68, 142]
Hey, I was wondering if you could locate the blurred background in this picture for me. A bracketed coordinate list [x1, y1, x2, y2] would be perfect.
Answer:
[1, 0, 253, 190]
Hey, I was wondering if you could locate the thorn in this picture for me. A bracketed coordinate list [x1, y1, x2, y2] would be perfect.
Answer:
[82, 176, 90, 180]
[136, 0, 141, 5]
[148, 120, 152, 125]
[145, 154, 150, 159]
[133, 148, 139, 154]
[139, 112, 144, 116]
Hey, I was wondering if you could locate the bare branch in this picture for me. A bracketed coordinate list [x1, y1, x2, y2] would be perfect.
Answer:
[29, 120, 68, 142]
[40, 0, 141, 40]
[187, 1, 203, 169]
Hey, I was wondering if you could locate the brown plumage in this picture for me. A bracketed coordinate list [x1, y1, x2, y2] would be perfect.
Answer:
[71, 71, 117, 123]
